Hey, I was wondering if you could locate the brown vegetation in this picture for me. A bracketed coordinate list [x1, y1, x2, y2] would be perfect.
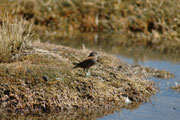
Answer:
[0, 0, 180, 54]
[0, 17, 33, 62]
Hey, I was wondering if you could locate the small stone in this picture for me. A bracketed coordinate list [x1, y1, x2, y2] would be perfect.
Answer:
[42, 76, 49, 82]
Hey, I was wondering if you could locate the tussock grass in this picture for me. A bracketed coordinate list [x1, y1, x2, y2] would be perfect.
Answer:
[0, 17, 33, 62]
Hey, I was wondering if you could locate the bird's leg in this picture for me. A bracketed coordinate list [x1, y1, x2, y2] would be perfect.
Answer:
[85, 69, 90, 77]
[87, 69, 91, 76]
[84, 68, 87, 76]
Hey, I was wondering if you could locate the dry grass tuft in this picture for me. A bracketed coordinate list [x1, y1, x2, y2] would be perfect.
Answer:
[0, 17, 33, 62]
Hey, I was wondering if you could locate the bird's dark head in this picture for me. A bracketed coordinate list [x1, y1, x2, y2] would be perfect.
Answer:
[88, 51, 97, 57]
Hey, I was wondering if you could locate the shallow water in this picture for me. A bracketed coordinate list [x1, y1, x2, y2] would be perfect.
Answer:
[99, 56, 180, 120]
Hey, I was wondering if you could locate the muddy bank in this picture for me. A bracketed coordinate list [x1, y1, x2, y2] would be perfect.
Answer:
[171, 85, 180, 92]
[0, 42, 173, 114]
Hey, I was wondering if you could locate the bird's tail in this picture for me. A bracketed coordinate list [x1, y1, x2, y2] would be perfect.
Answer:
[72, 62, 78, 69]
[72, 66, 77, 69]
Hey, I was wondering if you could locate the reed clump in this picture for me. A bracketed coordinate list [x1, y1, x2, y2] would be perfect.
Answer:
[0, 17, 33, 62]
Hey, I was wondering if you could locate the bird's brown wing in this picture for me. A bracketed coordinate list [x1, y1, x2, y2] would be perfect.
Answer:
[73, 57, 95, 69]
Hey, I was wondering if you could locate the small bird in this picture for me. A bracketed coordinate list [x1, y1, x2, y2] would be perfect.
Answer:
[73, 51, 98, 76]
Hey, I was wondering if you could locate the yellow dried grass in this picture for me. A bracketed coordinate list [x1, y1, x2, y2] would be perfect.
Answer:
[0, 17, 33, 62]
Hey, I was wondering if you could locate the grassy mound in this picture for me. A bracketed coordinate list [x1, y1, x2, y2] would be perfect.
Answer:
[0, 42, 173, 114]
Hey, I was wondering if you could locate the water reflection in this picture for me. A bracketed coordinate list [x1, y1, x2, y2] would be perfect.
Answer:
[43, 33, 180, 64]
[0, 102, 142, 120]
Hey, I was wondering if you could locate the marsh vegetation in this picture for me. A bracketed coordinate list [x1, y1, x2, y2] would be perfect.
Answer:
[0, 0, 179, 119]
